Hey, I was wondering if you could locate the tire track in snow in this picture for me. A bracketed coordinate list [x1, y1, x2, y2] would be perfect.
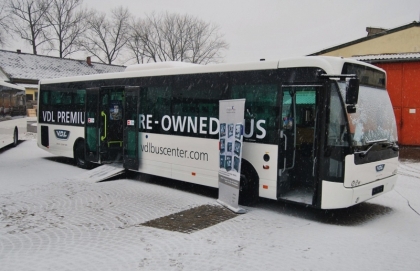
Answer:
[398, 163, 420, 179]
[0, 175, 220, 270]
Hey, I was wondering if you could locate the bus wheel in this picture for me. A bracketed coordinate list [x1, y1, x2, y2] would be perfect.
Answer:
[74, 140, 90, 169]
[239, 163, 259, 206]
[12, 128, 18, 147]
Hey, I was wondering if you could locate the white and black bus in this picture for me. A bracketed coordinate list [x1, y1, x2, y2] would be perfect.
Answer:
[37, 57, 399, 209]
[0, 81, 26, 149]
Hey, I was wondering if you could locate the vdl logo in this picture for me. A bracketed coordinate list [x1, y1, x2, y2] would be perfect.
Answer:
[376, 164, 385, 172]
[226, 105, 236, 113]
[54, 129, 70, 140]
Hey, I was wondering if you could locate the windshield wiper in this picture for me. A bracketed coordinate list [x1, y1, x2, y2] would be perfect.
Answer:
[365, 138, 388, 144]
[382, 141, 399, 151]
[374, 139, 399, 151]
[356, 143, 378, 158]
[356, 140, 399, 158]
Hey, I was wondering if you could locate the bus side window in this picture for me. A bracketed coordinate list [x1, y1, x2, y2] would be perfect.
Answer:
[232, 84, 278, 143]
[102, 93, 108, 106]
[173, 73, 228, 138]
[62, 92, 72, 105]
[294, 89, 316, 145]
[231, 70, 279, 144]
[51, 91, 62, 105]
[328, 86, 348, 147]
[41, 89, 50, 105]
[74, 89, 86, 105]
[325, 84, 349, 180]
[139, 84, 172, 134]
[2, 91, 10, 115]
[0, 88, 3, 117]
[10, 90, 17, 108]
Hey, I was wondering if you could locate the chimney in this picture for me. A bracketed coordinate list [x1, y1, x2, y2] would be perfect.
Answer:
[366, 27, 387, 36]
[17, 49, 21, 54]
[86, 56, 92, 66]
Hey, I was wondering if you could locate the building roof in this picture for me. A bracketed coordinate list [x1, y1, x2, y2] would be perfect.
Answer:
[0, 49, 126, 82]
[0, 80, 26, 91]
[309, 21, 420, 56]
[352, 52, 420, 63]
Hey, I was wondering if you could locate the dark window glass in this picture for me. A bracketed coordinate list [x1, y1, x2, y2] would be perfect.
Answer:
[139, 77, 172, 135]
[231, 70, 279, 144]
[74, 89, 86, 105]
[62, 92, 72, 105]
[327, 84, 349, 147]
[50, 90, 73, 105]
[320, 83, 352, 183]
[26, 94, 34, 101]
[38, 85, 86, 126]
[2, 91, 10, 112]
[342, 63, 385, 88]
[172, 73, 228, 138]
[51, 91, 62, 105]
[139, 73, 228, 139]
[41, 90, 49, 105]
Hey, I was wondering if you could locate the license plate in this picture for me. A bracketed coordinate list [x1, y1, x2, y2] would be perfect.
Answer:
[372, 185, 384, 196]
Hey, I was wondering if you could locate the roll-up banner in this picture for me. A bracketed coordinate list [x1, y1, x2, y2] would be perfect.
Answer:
[217, 99, 246, 214]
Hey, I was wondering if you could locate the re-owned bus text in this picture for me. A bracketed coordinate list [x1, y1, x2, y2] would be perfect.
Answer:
[140, 114, 267, 139]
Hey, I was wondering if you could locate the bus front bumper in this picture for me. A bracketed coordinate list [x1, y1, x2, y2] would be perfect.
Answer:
[320, 174, 398, 209]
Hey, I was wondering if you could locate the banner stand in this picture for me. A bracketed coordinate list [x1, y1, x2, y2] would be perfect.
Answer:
[217, 99, 247, 214]
[216, 199, 246, 214]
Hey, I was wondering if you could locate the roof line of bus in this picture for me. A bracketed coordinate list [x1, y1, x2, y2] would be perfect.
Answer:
[0, 80, 26, 91]
[39, 56, 384, 85]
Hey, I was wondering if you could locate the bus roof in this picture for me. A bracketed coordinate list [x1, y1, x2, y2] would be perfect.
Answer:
[0, 80, 26, 91]
[39, 56, 384, 85]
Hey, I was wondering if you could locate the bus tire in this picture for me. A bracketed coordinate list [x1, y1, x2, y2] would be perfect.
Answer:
[74, 139, 91, 169]
[239, 161, 259, 206]
[12, 128, 18, 147]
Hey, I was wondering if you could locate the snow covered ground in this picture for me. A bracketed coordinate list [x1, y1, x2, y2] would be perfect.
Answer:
[1, 138, 420, 271]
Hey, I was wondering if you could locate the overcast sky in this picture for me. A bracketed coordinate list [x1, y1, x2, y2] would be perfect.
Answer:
[3, 0, 420, 64]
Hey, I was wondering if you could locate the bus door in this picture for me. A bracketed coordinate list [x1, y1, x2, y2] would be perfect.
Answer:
[85, 86, 125, 164]
[278, 85, 322, 205]
[123, 87, 140, 170]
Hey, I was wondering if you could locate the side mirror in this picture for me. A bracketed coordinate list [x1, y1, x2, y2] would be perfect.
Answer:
[346, 78, 359, 104]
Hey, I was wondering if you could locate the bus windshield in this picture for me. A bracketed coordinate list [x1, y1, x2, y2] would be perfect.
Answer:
[338, 82, 398, 147]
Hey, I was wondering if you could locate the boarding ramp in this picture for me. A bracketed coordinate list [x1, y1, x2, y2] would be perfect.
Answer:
[67, 163, 125, 183]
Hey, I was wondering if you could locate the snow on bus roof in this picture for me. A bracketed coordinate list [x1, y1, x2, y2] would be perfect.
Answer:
[40, 56, 380, 85]
[124, 61, 200, 72]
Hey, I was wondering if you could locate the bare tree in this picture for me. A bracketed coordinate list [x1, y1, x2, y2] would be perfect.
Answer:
[81, 6, 131, 64]
[188, 20, 228, 64]
[126, 18, 151, 64]
[127, 14, 171, 63]
[7, 0, 52, 55]
[45, 0, 89, 58]
[127, 12, 228, 64]
[0, 1, 10, 46]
